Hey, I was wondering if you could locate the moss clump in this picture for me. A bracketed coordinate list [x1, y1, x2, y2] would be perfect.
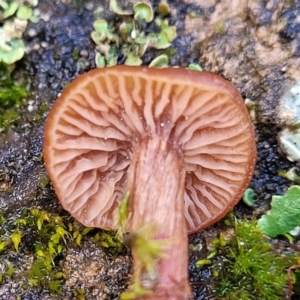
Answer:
[120, 224, 171, 299]
[94, 229, 124, 254]
[0, 61, 27, 109]
[0, 61, 28, 131]
[0, 208, 69, 294]
[0, 207, 125, 295]
[0, 109, 19, 131]
[213, 220, 297, 300]
[39, 175, 49, 188]
[291, 265, 300, 297]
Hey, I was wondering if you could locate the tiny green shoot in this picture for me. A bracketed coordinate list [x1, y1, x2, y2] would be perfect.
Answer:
[116, 190, 130, 240]
[121, 223, 172, 299]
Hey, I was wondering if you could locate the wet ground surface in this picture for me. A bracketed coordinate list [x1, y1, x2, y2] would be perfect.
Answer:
[0, 0, 300, 299]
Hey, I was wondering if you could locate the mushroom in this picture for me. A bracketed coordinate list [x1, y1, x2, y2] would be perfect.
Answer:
[43, 66, 256, 299]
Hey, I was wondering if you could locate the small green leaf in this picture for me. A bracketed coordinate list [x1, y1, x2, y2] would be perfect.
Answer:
[16, 6, 33, 20]
[3, 1, 18, 18]
[125, 53, 142, 66]
[95, 52, 106, 68]
[109, 0, 132, 15]
[149, 54, 168, 67]
[120, 291, 138, 300]
[30, 208, 40, 217]
[55, 272, 64, 279]
[282, 233, 294, 243]
[188, 63, 203, 71]
[11, 231, 22, 252]
[93, 19, 108, 32]
[133, 2, 154, 23]
[0, 240, 7, 253]
[161, 20, 176, 42]
[145, 33, 157, 45]
[117, 191, 130, 238]
[91, 31, 102, 43]
[243, 188, 255, 206]
[48, 279, 62, 294]
[195, 259, 211, 268]
[134, 35, 147, 45]
[0, 0, 8, 10]
[120, 21, 134, 39]
[50, 233, 61, 244]
[73, 231, 82, 246]
[0, 214, 6, 224]
[48, 241, 57, 257]
[57, 244, 62, 254]
[14, 218, 27, 226]
[28, 278, 39, 286]
[258, 185, 300, 237]
[207, 250, 217, 259]
[82, 227, 93, 235]
[107, 54, 117, 66]
[0, 39, 25, 65]
[100, 241, 109, 248]
[39, 176, 50, 188]
[55, 226, 71, 243]
[6, 264, 15, 277]
[157, 2, 170, 17]
[36, 249, 45, 257]
[152, 32, 170, 49]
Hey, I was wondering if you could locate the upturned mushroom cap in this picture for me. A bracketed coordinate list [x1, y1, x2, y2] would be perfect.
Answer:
[43, 66, 256, 233]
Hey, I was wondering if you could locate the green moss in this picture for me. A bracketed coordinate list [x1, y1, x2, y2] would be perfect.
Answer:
[72, 49, 80, 60]
[292, 267, 300, 296]
[0, 207, 125, 295]
[0, 109, 20, 131]
[6, 263, 16, 277]
[73, 288, 85, 300]
[39, 176, 50, 188]
[33, 114, 41, 121]
[0, 62, 28, 131]
[94, 229, 124, 254]
[120, 224, 171, 299]
[0, 62, 27, 109]
[39, 102, 49, 113]
[212, 220, 297, 299]
[8, 209, 68, 294]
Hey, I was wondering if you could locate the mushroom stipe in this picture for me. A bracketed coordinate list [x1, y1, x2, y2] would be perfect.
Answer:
[43, 66, 256, 299]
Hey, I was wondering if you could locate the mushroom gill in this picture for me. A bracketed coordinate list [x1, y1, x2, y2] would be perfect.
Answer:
[43, 66, 256, 299]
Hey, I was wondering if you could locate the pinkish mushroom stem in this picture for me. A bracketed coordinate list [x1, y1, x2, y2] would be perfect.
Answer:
[124, 135, 191, 299]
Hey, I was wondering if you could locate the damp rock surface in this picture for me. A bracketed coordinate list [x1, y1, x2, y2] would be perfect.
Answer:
[0, 0, 299, 299]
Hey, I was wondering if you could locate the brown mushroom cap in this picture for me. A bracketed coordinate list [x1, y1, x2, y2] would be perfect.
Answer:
[43, 66, 256, 233]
